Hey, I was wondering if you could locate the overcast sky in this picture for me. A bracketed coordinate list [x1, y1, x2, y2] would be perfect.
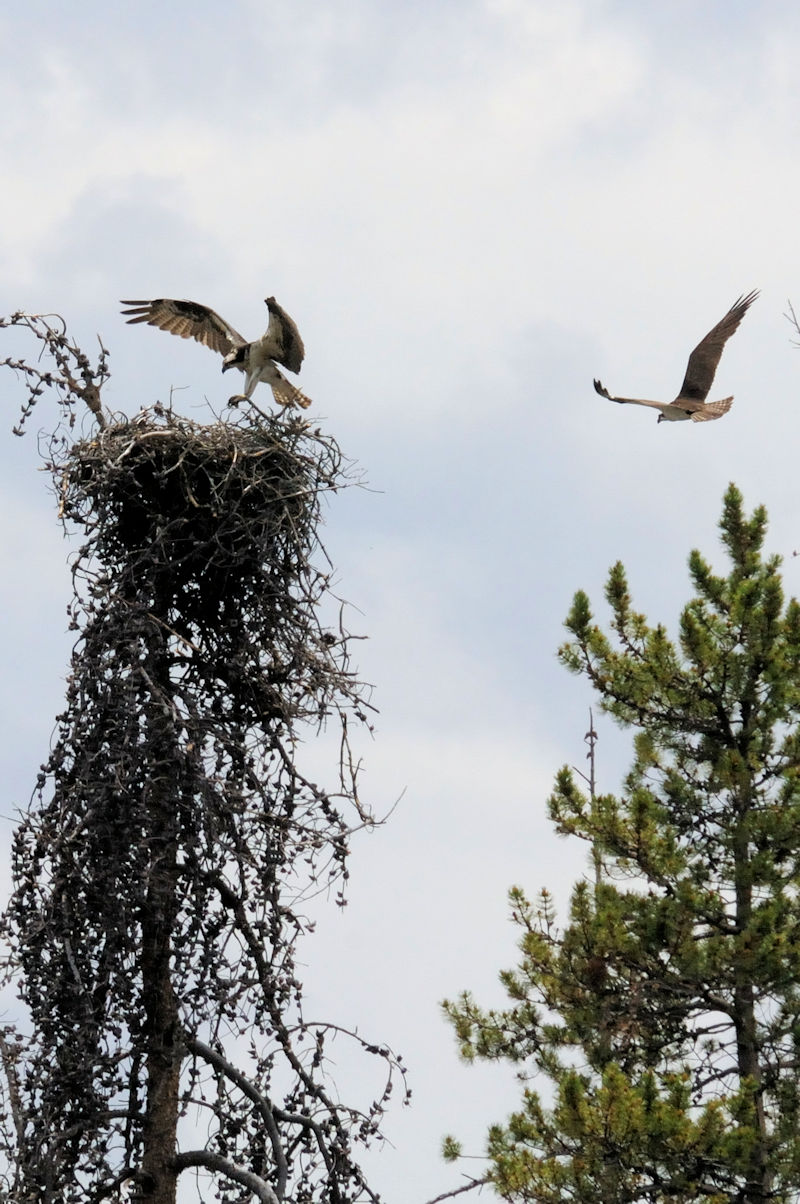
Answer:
[3, 2, 800, 1201]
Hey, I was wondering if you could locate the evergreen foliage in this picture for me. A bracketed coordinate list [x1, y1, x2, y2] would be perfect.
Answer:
[444, 485, 800, 1204]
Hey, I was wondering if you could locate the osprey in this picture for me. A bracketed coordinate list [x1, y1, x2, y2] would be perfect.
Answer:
[120, 296, 311, 409]
[594, 290, 758, 423]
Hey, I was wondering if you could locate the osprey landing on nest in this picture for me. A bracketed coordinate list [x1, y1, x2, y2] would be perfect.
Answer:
[593, 290, 758, 423]
[120, 296, 312, 409]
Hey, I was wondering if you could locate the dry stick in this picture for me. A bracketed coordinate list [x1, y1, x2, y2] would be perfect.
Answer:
[185, 1035, 288, 1197]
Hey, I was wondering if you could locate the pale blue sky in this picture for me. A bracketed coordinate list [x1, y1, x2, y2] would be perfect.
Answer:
[2, 2, 800, 1200]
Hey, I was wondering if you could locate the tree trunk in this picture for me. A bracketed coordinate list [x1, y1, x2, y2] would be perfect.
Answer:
[137, 629, 181, 1204]
[733, 804, 772, 1204]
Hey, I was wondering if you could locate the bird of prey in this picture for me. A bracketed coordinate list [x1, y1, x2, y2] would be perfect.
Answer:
[120, 296, 311, 409]
[593, 290, 758, 423]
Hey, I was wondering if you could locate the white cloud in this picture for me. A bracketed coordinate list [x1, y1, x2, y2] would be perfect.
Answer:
[4, 2, 800, 1200]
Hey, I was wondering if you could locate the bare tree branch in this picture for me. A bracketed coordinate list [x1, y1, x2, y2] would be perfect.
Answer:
[423, 1176, 491, 1204]
[174, 1149, 281, 1204]
[1, 310, 109, 435]
[185, 1035, 288, 1198]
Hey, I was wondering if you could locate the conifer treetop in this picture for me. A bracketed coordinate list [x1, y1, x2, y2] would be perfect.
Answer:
[443, 486, 800, 1204]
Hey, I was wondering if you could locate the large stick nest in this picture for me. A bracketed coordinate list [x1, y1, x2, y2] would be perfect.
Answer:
[64, 406, 336, 620]
[58, 404, 361, 730]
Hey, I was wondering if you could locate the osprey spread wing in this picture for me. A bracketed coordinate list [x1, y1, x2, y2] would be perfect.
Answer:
[121, 297, 311, 409]
[593, 290, 758, 423]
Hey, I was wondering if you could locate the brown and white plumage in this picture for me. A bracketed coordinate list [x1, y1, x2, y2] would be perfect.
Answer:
[120, 296, 311, 409]
[593, 290, 758, 423]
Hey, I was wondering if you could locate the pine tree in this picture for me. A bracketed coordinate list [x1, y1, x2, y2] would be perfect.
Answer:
[443, 484, 800, 1204]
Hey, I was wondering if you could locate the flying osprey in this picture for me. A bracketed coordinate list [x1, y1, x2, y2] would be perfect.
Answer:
[120, 296, 311, 409]
[593, 290, 758, 423]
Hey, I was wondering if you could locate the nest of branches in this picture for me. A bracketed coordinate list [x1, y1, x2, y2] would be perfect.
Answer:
[0, 317, 404, 1204]
[61, 404, 361, 728]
